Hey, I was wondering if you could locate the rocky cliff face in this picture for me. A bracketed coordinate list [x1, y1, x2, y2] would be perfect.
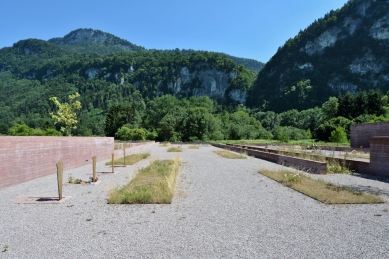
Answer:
[170, 67, 246, 103]
[249, 0, 389, 112]
[83, 65, 247, 104]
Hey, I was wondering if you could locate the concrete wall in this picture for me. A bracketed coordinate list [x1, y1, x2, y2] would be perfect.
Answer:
[212, 143, 327, 174]
[369, 137, 389, 177]
[0, 136, 114, 189]
[350, 122, 389, 148]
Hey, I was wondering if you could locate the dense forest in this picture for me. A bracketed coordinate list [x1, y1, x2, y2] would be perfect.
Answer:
[2, 79, 388, 143]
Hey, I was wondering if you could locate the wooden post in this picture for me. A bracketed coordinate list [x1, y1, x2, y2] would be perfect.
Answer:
[112, 153, 114, 173]
[56, 161, 63, 200]
[92, 156, 96, 182]
[360, 146, 363, 153]
[123, 148, 126, 166]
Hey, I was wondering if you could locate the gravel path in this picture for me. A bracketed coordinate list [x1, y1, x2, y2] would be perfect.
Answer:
[1, 145, 388, 258]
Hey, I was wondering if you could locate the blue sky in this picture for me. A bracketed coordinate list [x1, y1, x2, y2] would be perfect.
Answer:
[0, 0, 348, 62]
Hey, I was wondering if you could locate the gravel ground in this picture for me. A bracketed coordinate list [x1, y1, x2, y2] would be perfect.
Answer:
[1, 144, 389, 258]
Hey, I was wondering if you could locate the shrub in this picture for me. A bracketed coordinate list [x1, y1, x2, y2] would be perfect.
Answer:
[329, 126, 348, 143]
[314, 116, 352, 141]
[45, 128, 62, 136]
[273, 126, 305, 141]
[115, 126, 146, 141]
[9, 124, 34, 136]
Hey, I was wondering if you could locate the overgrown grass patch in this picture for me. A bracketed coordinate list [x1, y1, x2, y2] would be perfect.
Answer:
[187, 145, 199, 149]
[105, 153, 150, 166]
[259, 169, 384, 204]
[108, 157, 181, 204]
[167, 146, 183, 152]
[159, 142, 171, 147]
[214, 150, 246, 159]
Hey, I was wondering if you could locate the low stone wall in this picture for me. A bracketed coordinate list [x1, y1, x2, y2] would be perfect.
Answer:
[212, 143, 327, 174]
[350, 122, 389, 148]
[0, 136, 114, 189]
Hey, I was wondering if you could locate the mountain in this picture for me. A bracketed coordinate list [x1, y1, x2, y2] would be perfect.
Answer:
[0, 30, 259, 134]
[48, 28, 146, 54]
[176, 49, 264, 72]
[47, 28, 264, 70]
[248, 0, 389, 112]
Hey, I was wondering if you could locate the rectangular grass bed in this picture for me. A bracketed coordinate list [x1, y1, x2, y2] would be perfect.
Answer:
[108, 157, 181, 204]
[105, 153, 150, 166]
[167, 146, 182, 152]
[214, 150, 246, 159]
[260, 169, 384, 204]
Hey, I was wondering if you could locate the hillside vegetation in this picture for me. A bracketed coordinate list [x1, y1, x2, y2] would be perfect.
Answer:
[249, 0, 389, 112]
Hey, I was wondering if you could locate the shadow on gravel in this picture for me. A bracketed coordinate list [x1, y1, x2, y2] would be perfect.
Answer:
[340, 184, 389, 198]
[351, 173, 389, 184]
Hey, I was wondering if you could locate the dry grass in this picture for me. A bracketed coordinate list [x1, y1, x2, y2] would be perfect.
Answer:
[107, 156, 181, 204]
[187, 145, 199, 149]
[159, 142, 171, 147]
[259, 169, 384, 204]
[214, 150, 246, 159]
[105, 153, 150, 166]
[167, 146, 183, 152]
[347, 151, 370, 159]
[114, 142, 132, 150]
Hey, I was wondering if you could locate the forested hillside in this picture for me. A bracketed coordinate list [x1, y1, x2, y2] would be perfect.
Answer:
[0, 34, 257, 136]
[248, 0, 389, 112]
[2, 5, 389, 143]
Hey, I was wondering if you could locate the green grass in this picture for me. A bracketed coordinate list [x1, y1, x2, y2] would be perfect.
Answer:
[105, 153, 150, 166]
[167, 146, 183, 152]
[159, 142, 171, 147]
[107, 157, 181, 204]
[259, 169, 384, 204]
[214, 150, 246, 159]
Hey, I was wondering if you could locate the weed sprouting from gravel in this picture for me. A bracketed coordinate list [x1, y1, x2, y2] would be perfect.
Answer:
[283, 173, 301, 186]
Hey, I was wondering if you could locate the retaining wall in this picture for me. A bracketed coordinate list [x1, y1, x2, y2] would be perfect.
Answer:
[212, 143, 327, 174]
[0, 136, 114, 189]
[369, 137, 389, 177]
[350, 122, 389, 148]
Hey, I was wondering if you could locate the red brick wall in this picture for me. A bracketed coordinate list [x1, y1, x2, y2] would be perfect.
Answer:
[369, 137, 389, 177]
[0, 136, 114, 189]
[350, 122, 389, 148]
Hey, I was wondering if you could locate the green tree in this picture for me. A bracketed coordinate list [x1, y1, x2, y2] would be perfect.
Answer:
[115, 126, 146, 141]
[314, 116, 352, 141]
[321, 97, 338, 121]
[329, 126, 348, 144]
[49, 92, 81, 136]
